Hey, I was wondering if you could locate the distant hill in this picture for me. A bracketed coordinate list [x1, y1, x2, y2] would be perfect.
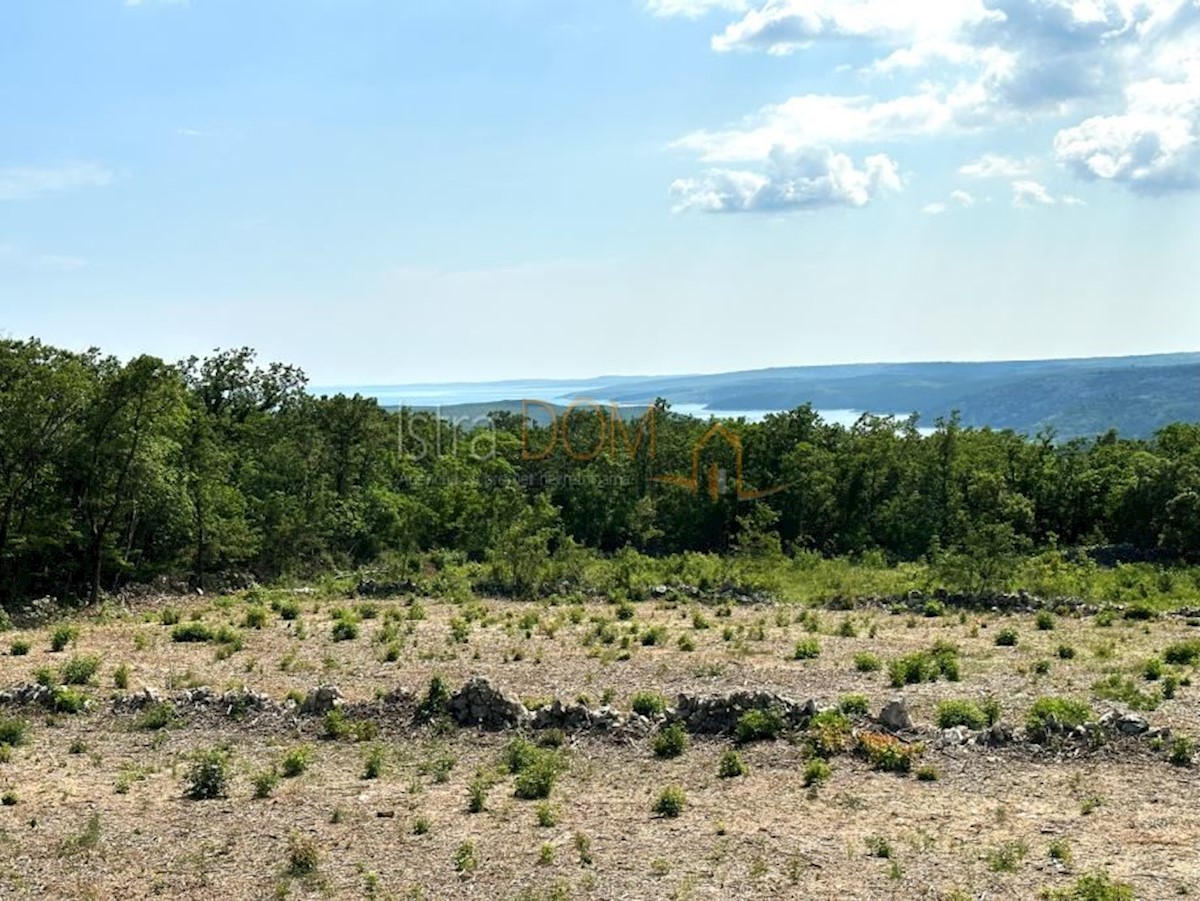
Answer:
[320, 353, 1200, 440]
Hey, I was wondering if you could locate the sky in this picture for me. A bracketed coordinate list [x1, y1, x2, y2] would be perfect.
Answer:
[2, 0, 1199, 384]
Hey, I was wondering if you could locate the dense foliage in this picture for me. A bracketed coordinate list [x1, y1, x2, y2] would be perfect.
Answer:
[0, 338, 1197, 606]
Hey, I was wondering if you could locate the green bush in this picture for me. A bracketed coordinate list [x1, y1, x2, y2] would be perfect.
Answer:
[854, 652, 882, 673]
[838, 694, 870, 716]
[281, 745, 313, 777]
[630, 692, 668, 717]
[331, 619, 359, 642]
[888, 642, 960, 687]
[1163, 640, 1200, 666]
[995, 628, 1019, 647]
[717, 749, 748, 778]
[135, 702, 177, 731]
[652, 723, 688, 759]
[735, 708, 787, 744]
[50, 624, 78, 652]
[1169, 735, 1194, 767]
[0, 717, 29, 747]
[1042, 872, 1133, 901]
[51, 686, 87, 714]
[243, 607, 269, 629]
[935, 699, 987, 730]
[1026, 697, 1094, 735]
[252, 768, 280, 799]
[792, 638, 821, 660]
[171, 622, 214, 643]
[59, 654, 101, 686]
[652, 785, 686, 818]
[1092, 674, 1159, 711]
[803, 758, 831, 786]
[1143, 657, 1164, 680]
[185, 747, 232, 800]
[9, 639, 29, 657]
[1035, 611, 1055, 631]
[1057, 644, 1077, 660]
[416, 674, 451, 722]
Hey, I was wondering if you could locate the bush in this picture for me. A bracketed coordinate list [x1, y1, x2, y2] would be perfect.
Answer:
[513, 748, 565, 800]
[59, 655, 101, 686]
[362, 744, 386, 779]
[135, 702, 177, 731]
[1143, 657, 1164, 681]
[9, 639, 29, 657]
[630, 692, 668, 717]
[171, 622, 214, 643]
[838, 694, 870, 716]
[717, 749, 748, 778]
[467, 775, 488, 813]
[185, 747, 232, 800]
[1026, 697, 1094, 736]
[50, 625, 78, 652]
[854, 652, 882, 673]
[653, 723, 688, 759]
[51, 686, 87, 714]
[888, 642, 960, 687]
[288, 832, 320, 876]
[1163, 640, 1200, 666]
[159, 607, 181, 626]
[282, 746, 312, 777]
[857, 732, 922, 773]
[1057, 644, 1077, 660]
[916, 765, 938, 781]
[1035, 611, 1055, 631]
[331, 619, 359, 642]
[1169, 735, 1194, 767]
[935, 699, 987, 730]
[113, 663, 130, 689]
[652, 785, 686, 818]
[986, 839, 1028, 873]
[0, 717, 29, 747]
[252, 768, 279, 799]
[243, 607, 269, 629]
[1092, 674, 1159, 711]
[792, 638, 821, 660]
[808, 710, 852, 757]
[995, 628, 1019, 647]
[1042, 872, 1133, 901]
[803, 758, 831, 786]
[416, 674, 451, 722]
[735, 708, 786, 744]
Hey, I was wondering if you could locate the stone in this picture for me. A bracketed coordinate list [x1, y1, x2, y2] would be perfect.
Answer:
[1116, 713, 1150, 735]
[300, 685, 343, 715]
[878, 699, 913, 732]
[447, 676, 530, 730]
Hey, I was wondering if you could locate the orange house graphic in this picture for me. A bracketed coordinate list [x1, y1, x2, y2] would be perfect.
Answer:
[653, 422, 790, 502]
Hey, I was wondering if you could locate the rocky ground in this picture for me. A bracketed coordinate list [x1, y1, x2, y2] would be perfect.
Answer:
[0, 588, 1197, 899]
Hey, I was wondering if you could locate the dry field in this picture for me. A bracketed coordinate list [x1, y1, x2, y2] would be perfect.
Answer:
[0, 589, 1197, 900]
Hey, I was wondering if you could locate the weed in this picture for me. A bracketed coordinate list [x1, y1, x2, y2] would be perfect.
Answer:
[854, 652, 882, 673]
[793, 638, 821, 660]
[935, 699, 987, 730]
[1036, 611, 1055, 631]
[1048, 838, 1073, 865]
[653, 785, 686, 818]
[857, 732, 922, 773]
[281, 746, 312, 778]
[987, 839, 1028, 873]
[253, 768, 280, 799]
[803, 758, 832, 787]
[1026, 697, 1094, 736]
[838, 694, 870, 716]
[9, 639, 29, 656]
[865, 836, 892, 859]
[916, 765, 938, 781]
[113, 663, 130, 690]
[453, 840, 478, 874]
[184, 747, 232, 800]
[0, 717, 29, 747]
[1041, 872, 1133, 900]
[1057, 644, 1077, 660]
[630, 692, 668, 717]
[735, 708, 787, 744]
[1169, 735, 1194, 767]
[995, 628, 1019, 647]
[50, 625, 78, 652]
[653, 723, 688, 759]
[535, 801, 559, 827]
[362, 744, 386, 779]
[718, 749, 748, 778]
[287, 833, 319, 876]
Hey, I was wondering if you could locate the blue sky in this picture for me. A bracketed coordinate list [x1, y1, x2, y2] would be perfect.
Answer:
[2, 0, 1198, 383]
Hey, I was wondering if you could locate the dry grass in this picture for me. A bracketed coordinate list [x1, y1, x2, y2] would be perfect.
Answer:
[0, 591, 1197, 899]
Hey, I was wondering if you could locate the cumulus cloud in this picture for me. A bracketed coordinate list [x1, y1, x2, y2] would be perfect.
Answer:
[958, 153, 1036, 178]
[923, 188, 976, 213]
[922, 202, 949, 214]
[950, 188, 976, 206]
[670, 146, 902, 212]
[646, 0, 748, 16]
[1012, 179, 1058, 206]
[0, 162, 114, 201]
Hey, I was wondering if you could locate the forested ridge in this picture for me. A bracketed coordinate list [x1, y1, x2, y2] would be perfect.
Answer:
[1, 337, 1198, 607]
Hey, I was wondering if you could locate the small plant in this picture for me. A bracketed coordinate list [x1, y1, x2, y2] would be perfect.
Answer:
[0, 791, 17, 807]
[412, 816, 430, 835]
[865, 836, 892, 859]
[1026, 696, 1094, 737]
[803, 757, 831, 787]
[808, 710, 852, 757]
[453, 840, 478, 874]
[916, 765, 938, 781]
[935, 699, 987, 730]
[59, 654, 101, 686]
[9, 639, 29, 657]
[793, 638, 821, 660]
[362, 744, 386, 779]
[652, 785, 686, 818]
[857, 731, 922, 773]
[1048, 837, 1073, 865]
[630, 691, 668, 717]
[653, 723, 688, 759]
[252, 768, 280, 799]
[838, 694, 870, 716]
[184, 747, 232, 800]
[535, 801, 559, 827]
[1079, 795, 1103, 815]
[1042, 871, 1133, 901]
[331, 619, 359, 642]
[51, 686, 87, 714]
[171, 622, 214, 643]
[416, 674, 451, 722]
[0, 717, 29, 747]
[1057, 644, 1077, 660]
[1164, 640, 1200, 666]
[986, 839, 1028, 873]
[854, 652, 882, 673]
[467, 775, 489, 813]
[538, 843, 554, 865]
[718, 749, 748, 778]
[112, 663, 130, 690]
[281, 745, 312, 777]
[1169, 735, 1194, 767]
[1092, 674, 1159, 711]
[135, 702, 177, 731]
[735, 708, 787, 744]
[574, 830, 593, 865]
[243, 606, 269, 629]
[50, 624, 78, 652]
[888, 642, 960, 687]
[995, 628, 1019, 647]
[1036, 611, 1055, 631]
[287, 832, 320, 876]
[1143, 657, 1164, 681]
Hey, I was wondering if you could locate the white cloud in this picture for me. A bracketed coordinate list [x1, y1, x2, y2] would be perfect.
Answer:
[646, 0, 748, 16]
[1012, 179, 1058, 206]
[0, 162, 113, 201]
[949, 188, 976, 206]
[671, 146, 902, 212]
[922, 202, 949, 214]
[958, 153, 1037, 178]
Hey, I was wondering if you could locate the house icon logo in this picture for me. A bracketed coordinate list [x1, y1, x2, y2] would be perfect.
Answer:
[653, 421, 791, 501]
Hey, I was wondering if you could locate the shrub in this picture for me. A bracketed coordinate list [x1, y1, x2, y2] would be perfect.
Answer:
[630, 692, 668, 717]
[1092, 674, 1159, 711]
[1035, 611, 1055, 631]
[171, 622, 214, 643]
[1048, 838, 1073, 865]
[793, 638, 821, 660]
[995, 628, 1019, 647]
[0, 717, 29, 747]
[113, 663, 130, 690]
[288, 833, 320, 876]
[652, 786, 686, 818]
[51, 686, 87, 713]
[808, 710, 852, 757]
[185, 747, 232, 800]
[935, 700, 987, 730]
[735, 708, 786, 744]
[50, 625, 78, 652]
[513, 748, 565, 800]
[865, 836, 892, 858]
[60, 655, 101, 686]
[243, 607, 269, 629]
[1057, 644, 1077, 660]
[362, 744, 386, 779]
[1042, 872, 1133, 901]
[653, 723, 688, 759]
[331, 619, 359, 642]
[718, 749, 748, 778]
[1143, 657, 1164, 681]
[416, 674, 451, 722]
[412, 816, 430, 835]
[1163, 640, 1200, 666]
[159, 607, 181, 626]
[535, 802, 559, 827]
[278, 599, 301, 621]
[857, 732, 922, 773]
[1026, 697, 1094, 736]
[453, 840, 478, 873]
[838, 694, 870, 716]
[252, 768, 279, 799]
[854, 652, 882, 673]
[467, 775, 488, 813]
[1169, 735, 1194, 767]
[282, 746, 312, 777]
[803, 758, 831, 786]
[9, 639, 29, 657]
[135, 701, 177, 731]
[916, 765, 938, 781]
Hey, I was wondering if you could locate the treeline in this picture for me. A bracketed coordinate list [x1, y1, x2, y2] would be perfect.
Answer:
[0, 338, 1197, 605]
